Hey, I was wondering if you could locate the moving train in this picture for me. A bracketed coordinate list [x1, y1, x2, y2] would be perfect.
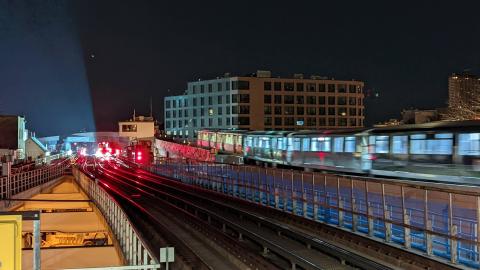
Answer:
[197, 121, 480, 182]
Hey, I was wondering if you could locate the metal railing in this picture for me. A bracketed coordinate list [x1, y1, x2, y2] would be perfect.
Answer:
[72, 167, 160, 270]
[142, 158, 480, 269]
[0, 158, 70, 200]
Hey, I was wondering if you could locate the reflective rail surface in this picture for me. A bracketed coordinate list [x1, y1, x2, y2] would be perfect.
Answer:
[73, 167, 160, 269]
[142, 159, 480, 269]
[0, 158, 70, 200]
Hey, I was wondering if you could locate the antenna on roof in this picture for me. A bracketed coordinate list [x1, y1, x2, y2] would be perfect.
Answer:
[149, 97, 153, 118]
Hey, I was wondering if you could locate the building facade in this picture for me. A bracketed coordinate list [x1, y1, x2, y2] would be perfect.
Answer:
[165, 71, 365, 139]
[448, 72, 480, 119]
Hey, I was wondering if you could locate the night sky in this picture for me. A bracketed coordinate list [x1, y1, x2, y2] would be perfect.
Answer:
[1, 1, 480, 136]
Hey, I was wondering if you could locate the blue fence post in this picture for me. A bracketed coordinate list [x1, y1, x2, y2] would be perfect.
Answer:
[351, 178, 357, 232]
[302, 173, 307, 218]
[425, 189, 433, 256]
[282, 171, 287, 212]
[402, 186, 411, 249]
[291, 172, 296, 215]
[337, 177, 343, 227]
[382, 183, 391, 242]
[313, 173, 318, 221]
[449, 192, 458, 264]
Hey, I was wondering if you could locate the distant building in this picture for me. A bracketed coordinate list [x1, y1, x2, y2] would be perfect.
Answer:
[25, 136, 48, 161]
[38, 135, 60, 153]
[401, 109, 440, 124]
[164, 70, 365, 139]
[0, 115, 27, 161]
[118, 115, 156, 140]
[447, 72, 480, 119]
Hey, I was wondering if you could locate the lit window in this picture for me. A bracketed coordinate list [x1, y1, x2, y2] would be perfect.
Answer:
[208, 108, 214, 116]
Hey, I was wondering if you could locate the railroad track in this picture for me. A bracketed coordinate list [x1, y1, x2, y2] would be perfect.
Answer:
[92, 163, 276, 270]
[103, 161, 392, 270]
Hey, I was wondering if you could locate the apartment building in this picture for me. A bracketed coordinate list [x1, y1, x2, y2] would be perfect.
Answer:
[164, 71, 365, 139]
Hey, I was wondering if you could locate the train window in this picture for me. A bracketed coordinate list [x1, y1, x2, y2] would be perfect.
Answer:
[410, 133, 452, 155]
[277, 138, 286, 150]
[370, 136, 389, 153]
[458, 133, 480, 155]
[245, 136, 253, 148]
[392, 136, 408, 154]
[302, 138, 311, 151]
[288, 138, 301, 151]
[311, 137, 331, 152]
[333, 137, 344, 152]
[344, 137, 356, 152]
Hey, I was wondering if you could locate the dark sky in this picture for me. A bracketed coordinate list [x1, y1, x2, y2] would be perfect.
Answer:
[1, 1, 480, 136]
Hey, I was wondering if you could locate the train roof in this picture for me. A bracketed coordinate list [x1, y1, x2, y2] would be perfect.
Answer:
[246, 130, 294, 136]
[289, 128, 367, 137]
[370, 120, 480, 134]
[198, 129, 248, 134]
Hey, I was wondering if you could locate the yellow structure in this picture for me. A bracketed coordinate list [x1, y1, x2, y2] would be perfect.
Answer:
[0, 214, 22, 270]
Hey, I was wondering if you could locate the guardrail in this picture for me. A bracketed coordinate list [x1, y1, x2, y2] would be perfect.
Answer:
[0, 158, 70, 200]
[72, 167, 160, 270]
[143, 158, 480, 269]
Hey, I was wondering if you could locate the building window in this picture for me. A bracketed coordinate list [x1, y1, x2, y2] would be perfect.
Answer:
[307, 107, 316, 115]
[264, 117, 272, 125]
[217, 95, 223, 104]
[264, 81, 272, 91]
[319, 107, 326, 115]
[285, 106, 294, 115]
[296, 83, 304, 92]
[338, 84, 346, 93]
[349, 118, 356, 126]
[296, 96, 304, 104]
[306, 96, 316, 104]
[200, 85, 205, 93]
[172, 111, 176, 118]
[166, 100, 171, 108]
[179, 121, 183, 128]
[307, 83, 316, 92]
[218, 118, 222, 126]
[208, 96, 213, 105]
[232, 106, 238, 114]
[328, 96, 335, 105]
[338, 96, 347, 105]
[200, 108, 205, 116]
[172, 121, 176, 128]
[319, 84, 326, 92]
[274, 95, 282, 103]
[233, 117, 250, 125]
[328, 108, 335, 115]
[284, 82, 294, 91]
[328, 118, 335, 126]
[226, 117, 230, 125]
[193, 98, 197, 106]
[192, 119, 197, 127]
[338, 118, 347, 126]
[319, 118, 326, 126]
[232, 80, 250, 90]
[218, 107, 223, 115]
[297, 107, 304, 115]
[208, 118, 213, 126]
[328, 84, 335, 92]
[274, 117, 282, 125]
[200, 97, 205, 106]
[264, 95, 272, 103]
[166, 121, 171, 128]
[193, 109, 197, 117]
[226, 106, 230, 114]
[338, 107, 347, 116]
[239, 105, 250, 114]
[192, 85, 197, 94]
[201, 119, 205, 126]
[264, 106, 272, 115]
[226, 95, 230, 103]
[122, 124, 137, 132]
[349, 97, 356, 105]
[349, 85, 356, 93]
[307, 117, 316, 126]
[285, 117, 294, 126]
[172, 100, 177, 108]
[274, 106, 282, 114]
[232, 94, 238, 103]
[349, 108, 356, 116]
[239, 94, 249, 103]
[208, 108, 214, 116]
[217, 83, 222, 91]
[166, 111, 171, 118]
[184, 99, 188, 107]
[208, 84, 213, 92]
[225, 81, 230, 90]
[284, 95, 294, 104]
[274, 82, 281, 91]
[318, 96, 325, 105]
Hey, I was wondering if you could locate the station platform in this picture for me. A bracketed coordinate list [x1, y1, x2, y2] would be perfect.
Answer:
[6, 176, 123, 269]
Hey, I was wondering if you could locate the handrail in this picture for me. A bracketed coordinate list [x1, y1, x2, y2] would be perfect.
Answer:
[72, 167, 159, 269]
